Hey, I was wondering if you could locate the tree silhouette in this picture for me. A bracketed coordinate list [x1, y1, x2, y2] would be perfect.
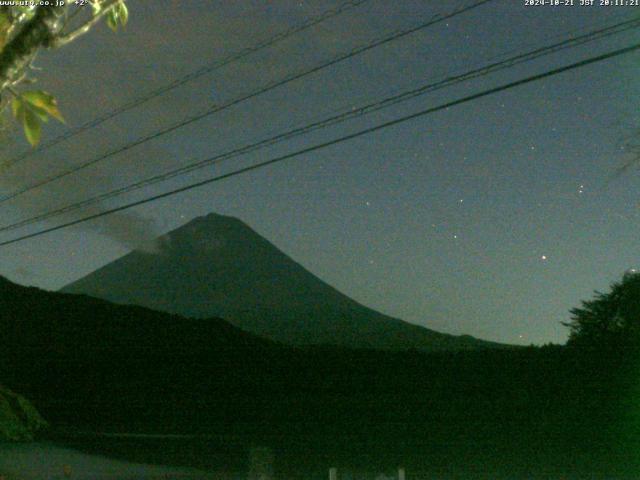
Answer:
[564, 271, 640, 348]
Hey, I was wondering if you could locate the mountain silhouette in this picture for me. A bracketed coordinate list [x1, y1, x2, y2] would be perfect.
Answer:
[62, 212, 497, 350]
[1, 275, 633, 476]
[0, 273, 283, 431]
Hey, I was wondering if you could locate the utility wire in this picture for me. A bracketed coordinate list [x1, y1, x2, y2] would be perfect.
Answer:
[0, 0, 494, 205]
[1, 41, 638, 247]
[319, 10, 639, 119]
[1, 16, 638, 234]
[0, 0, 372, 169]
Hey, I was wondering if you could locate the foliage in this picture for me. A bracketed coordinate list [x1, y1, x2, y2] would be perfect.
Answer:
[0, 273, 637, 474]
[11, 89, 63, 145]
[0, 385, 47, 441]
[105, 1, 128, 32]
[0, 1, 129, 145]
[564, 271, 640, 347]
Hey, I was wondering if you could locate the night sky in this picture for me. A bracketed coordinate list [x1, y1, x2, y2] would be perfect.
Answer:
[0, 0, 638, 345]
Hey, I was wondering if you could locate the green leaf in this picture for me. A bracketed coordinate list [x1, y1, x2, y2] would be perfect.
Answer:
[10, 91, 64, 146]
[106, 9, 118, 31]
[117, 1, 128, 26]
[21, 107, 41, 146]
[11, 96, 22, 119]
[21, 90, 64, 123]
[106, 2, 128, 32]
[27, 104, 49, 123]
[90, 0, 102, 15]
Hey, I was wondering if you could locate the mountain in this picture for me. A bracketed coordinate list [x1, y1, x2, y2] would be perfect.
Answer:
[62, 212, 497, 351]
[1, 273, 501, 436]
[0, 274, 281, 430]
[1, 275, 634, 476]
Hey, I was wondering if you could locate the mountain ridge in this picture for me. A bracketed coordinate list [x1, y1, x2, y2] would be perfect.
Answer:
[62, 212, 501, 351]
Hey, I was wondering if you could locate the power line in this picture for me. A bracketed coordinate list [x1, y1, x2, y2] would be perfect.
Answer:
[317, 10, 639, 119]
[0, 16, 637, 234]
[0, 0, 372, 169]
[0, 0, 494, 205]
[1, 41, 638, 248]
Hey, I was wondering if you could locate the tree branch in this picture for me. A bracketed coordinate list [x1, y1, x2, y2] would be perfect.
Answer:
[0, 6, 66, 91]
[53, 0, 121, 48]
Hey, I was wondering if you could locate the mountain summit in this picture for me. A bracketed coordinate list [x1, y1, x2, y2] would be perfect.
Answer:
[62, 212, 496, 350]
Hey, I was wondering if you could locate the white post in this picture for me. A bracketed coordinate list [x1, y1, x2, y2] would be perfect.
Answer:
[398, 467, 405, 480]
[329, 467, 338, 480]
